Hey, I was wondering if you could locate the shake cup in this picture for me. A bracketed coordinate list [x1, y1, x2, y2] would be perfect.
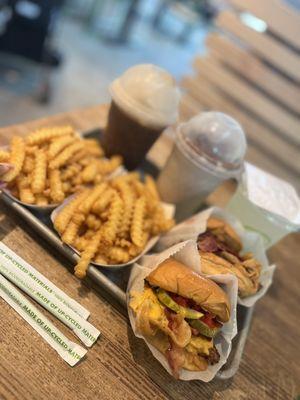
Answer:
[157, 112, 246, 220]
[103, 64, 181, 170]
[226, 163, 300, 248]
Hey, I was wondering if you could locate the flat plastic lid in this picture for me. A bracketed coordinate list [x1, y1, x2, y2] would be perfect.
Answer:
[177, 112, 247, 177]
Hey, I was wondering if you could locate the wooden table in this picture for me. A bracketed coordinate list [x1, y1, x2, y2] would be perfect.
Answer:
[0, 105, 299, 400]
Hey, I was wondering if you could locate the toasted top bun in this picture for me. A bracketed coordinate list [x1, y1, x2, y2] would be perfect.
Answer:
[207, 217, 242, 253]
[146, 258, 230, 322]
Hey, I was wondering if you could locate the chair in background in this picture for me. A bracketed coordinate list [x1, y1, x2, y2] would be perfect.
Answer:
[0, 0, 64, 102]
[180, 0, 300, 192]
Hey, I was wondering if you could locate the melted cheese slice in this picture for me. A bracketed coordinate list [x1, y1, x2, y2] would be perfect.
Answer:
[185, 336, 213, 356]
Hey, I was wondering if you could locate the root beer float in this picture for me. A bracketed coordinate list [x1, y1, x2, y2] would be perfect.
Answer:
[103, 64, 181, 170]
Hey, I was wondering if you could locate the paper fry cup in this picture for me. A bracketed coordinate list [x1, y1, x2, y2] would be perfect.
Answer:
[127, 240, 238, 381]
[51, 195, 175, 269]
[156, 207, 276, 307]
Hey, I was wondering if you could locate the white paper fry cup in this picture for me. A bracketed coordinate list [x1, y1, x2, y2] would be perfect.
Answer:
[0, 274, 87, 366]
[156, 207, 276, 307]
[127, 240, 238, 382]
[51, 197, 175, 269]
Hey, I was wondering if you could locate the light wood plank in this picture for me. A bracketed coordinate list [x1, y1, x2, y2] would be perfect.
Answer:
[216, 10, 300, 82]
[179, 95, 204, 121]
[181, 77, 300, 182]
[228, 0, 300, 49]
[206, 33, 300, 115]
[193, 57, 300, 146]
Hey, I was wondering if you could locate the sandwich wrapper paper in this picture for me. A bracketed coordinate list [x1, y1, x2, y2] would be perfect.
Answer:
[156, 207, 276, 307]
[51, 196, 175, 268]
[127, 240, 238, 382]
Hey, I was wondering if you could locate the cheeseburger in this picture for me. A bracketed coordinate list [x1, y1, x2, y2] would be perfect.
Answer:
[129, 258, 230, 378]
[198, 217, 261, 298]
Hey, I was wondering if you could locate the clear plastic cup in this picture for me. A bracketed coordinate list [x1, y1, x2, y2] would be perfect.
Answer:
[157, 112, 246, 219]
[226, 163, 300, 248]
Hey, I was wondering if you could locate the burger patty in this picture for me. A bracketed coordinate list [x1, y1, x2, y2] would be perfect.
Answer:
[207, 346, 220, 365]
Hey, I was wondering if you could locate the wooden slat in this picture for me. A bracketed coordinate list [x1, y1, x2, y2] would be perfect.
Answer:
[193, 57, 300, 146]
[179, 95, 204, 121]
[216, 10, 300, 82]
[174, 91, 300, 190]
[206, 33, 300, 114]
[181, 77, 300, 182]
[228, 0, 300, 49]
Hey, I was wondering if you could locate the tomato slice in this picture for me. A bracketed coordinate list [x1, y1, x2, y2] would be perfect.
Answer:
[201, 313, 222, 329]
[169, 293, 189, 308]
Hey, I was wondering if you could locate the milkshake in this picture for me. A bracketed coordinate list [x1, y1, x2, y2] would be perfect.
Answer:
[157, 112, 247, 219]
[103, 64, 181, 170]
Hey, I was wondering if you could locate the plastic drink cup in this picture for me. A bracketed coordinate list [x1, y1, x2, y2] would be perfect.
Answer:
[157, 112, 246, 220]
[103, 64, 181, 170]
[226, 163, 300, 248]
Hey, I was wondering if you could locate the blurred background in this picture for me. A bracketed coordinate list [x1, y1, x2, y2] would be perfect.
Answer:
[0, 0, 299, 190]
[0, 0, 217, 126]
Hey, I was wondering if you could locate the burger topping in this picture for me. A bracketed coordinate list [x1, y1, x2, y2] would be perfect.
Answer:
[166, 339, 185, 379]
[158, 289, 222, 338]
[157, 289, 204, 319]
[207, 346, 220, 365]
[188, 319, 221, 338]
[197, 231, 241, 260]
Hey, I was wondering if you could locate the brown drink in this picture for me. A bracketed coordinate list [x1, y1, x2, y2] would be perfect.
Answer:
[103, 64, 180, 170]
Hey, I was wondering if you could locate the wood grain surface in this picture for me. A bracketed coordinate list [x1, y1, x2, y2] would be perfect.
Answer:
[0, 105, 299, 400]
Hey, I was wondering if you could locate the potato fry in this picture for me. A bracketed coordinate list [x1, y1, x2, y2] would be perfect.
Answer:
[131, 196, 146, 247]
[86, 214, 101, 230]
[114, 180, 135, 238]
[22, 156, 34, 174]
[0, 150, 10, 162]
[92, 188, 114, 214]
[61, 163, 81, 181]
[3, 137, 25, 182]
[74, 228, 102, 278]
[19, 187, 35, 204]
[97, 156, 122, 175]
[54, 189, 90, 234]
[49, 141, 84, 170]
[48, 135, 75, 159]
[31, 150, 47, 194]
[62, 221, 81, 245]
[101, 193, 123, 245]
[79, 183, 108, 215]
[35, 194, 49, 206]
[81, 160, 99, 183]
[49, 169, 65, 203]
[26, 126, 74, 146]
[106, 246, 130, 264]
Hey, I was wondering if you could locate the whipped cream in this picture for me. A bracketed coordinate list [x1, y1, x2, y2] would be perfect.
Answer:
[245, 163, 300, 225]
[110, 64, 181, 128]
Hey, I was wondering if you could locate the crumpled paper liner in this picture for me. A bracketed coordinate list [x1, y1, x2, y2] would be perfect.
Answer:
[51, 196, 175, 269]
[156, 207, 276, 307]
[127, 240, 238, 381]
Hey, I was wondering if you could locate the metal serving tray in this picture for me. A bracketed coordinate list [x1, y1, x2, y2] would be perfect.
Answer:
[0, 129, 254, 380]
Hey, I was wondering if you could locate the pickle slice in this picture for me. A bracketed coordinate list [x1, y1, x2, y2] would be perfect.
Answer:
[156, 289, 203, 319]
[188, 319, 220, 338]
